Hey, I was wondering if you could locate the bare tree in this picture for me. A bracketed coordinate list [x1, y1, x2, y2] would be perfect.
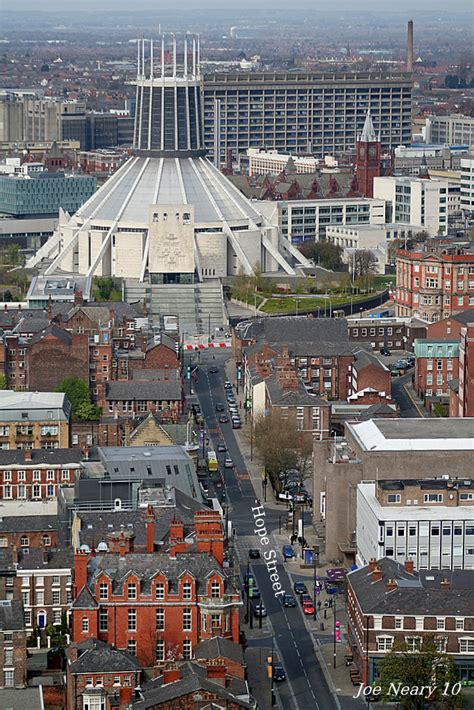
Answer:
[352, 249, 378, 278]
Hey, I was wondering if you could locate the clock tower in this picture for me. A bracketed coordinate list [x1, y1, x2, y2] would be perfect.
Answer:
[356, 111, 381, 198]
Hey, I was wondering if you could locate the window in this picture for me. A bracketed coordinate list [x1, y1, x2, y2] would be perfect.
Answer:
[155, 583, 165, 600]
[36, 590, 44, 605]
[62, 470, 70, 481]
[376, 636, 393, 651]
[127, 609, 136, 632]
[387, 494, 401, 503]
[127, 640, 136, 656]
[182, 582, 192, 600]
[456, 618, 465, 631]
[435, 637, 447, 653]
[86, 677, 93, 687]
[415, 617, 423, 631]
[52, 590, 60, 605]
[3, 485, 11, 499]
[99, 583, 108, 600]
[459, 638, 474, 654]
[99, 609, 108, 632]
[33, 470, 41, 481]
[127, 583, 136, 600]
[46, 469, 55, 481]
[95, 677, 103, 687]
[113, 676, 121, 686]
[82, 617, 89, 633]
[18, 485, 26, 499]
[17, 470, 25, 481]
[52, 575, 60, 586]
[406, 636, 422, 652]
[182, 639, 192, 660]
[156, 608, 165, 631]
[211, 581, 221, 598]
[424, 493, 443, 503]
[395, 617, 403, 629]
[436, 618, 445, 630]
[33, 484, 40, 498]
[156, 640, 165, 662]
[183, 608, 192, 631]
[52, 608, 61, 625]
[24, 609, 31, 626]
[4, 647, 13, 665]
[4, 670, 14, 687]
[47, 484, 54, 497]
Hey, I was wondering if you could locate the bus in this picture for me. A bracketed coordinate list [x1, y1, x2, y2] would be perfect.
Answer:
[207, 450, 218, 473]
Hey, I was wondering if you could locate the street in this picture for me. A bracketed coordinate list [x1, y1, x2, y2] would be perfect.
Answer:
[192, 351, 341, 710]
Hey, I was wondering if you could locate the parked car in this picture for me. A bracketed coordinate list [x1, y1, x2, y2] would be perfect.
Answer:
[219, 414, 229, 423]
[232, 419, 241, 429]
[282, 544, 295, 560]
[253, 602, 267, 618]
[303, 600, 315, 615]
[294, 582, 308, 595]
[224, 457, 234, 468]
[249, 549, 260, 559]
[300, 593, 312, 606]
[282, 594, 297, 607]
[224, 381, 233, 389]
[273, 665, 286, 681]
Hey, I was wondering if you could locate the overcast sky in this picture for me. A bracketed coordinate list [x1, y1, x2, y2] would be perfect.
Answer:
[6, 0, 473, 11]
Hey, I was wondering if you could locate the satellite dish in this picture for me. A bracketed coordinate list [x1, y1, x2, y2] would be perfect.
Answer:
[79, 544, 90, 553]
[97, 542, 108, 552]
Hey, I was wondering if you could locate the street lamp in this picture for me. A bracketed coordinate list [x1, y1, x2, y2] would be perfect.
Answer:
[333, 593, 338, 669]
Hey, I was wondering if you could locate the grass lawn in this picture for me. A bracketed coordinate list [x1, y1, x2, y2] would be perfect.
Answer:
[260, 292, 374, 314]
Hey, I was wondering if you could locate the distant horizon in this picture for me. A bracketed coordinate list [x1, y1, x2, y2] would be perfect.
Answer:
[5, 0, 473, 13]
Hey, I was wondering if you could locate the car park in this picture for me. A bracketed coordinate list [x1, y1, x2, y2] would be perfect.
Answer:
[282, 544, 295, 560]
[294, 582, 308, 595]
[273, 665, 286, 681]
[219, 414, 229, 423]
[282, 594, 297, 607]
[224, 457, 233, 468]
[249, 549, 260, 559]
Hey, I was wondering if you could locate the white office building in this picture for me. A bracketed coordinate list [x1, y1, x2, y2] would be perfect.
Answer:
[373, 175, 460, 236]
[460, 155, 474, 212]
[425, 114, 474, 147]
[357, 479, 474, 571]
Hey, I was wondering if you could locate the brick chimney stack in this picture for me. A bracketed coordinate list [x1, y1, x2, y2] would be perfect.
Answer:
[440, 578, 451, 589]
[386, 578, 397, 592]
[404, 559, 414, 574]
[162, 665, 181, 684]
[371, 566, 382, 583]
[194, 511, 224, 565]
[24, 449, 32, 462]
[368, 558, 377, 573]
[73, 550, 90, 596]
[206, 659, 227, 686]
[146, 504, 155, 553]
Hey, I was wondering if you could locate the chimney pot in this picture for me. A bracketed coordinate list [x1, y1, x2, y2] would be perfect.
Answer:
[386, 578, 397, 592]
[24, 449, 33, 462]
[368, 558, 377, 573]
[372, 567, 382, 583]
[404, 559, 414, 574]
[440, 578, 451, 589]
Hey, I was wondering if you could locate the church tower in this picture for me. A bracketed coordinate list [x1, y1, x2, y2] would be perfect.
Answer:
[356, 111, 381, 198]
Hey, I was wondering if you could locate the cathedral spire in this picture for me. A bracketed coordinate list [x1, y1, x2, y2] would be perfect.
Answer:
[360, 111, 377, 143]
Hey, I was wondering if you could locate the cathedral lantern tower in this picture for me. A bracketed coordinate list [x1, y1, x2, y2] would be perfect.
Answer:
[356, 111, 381, 198]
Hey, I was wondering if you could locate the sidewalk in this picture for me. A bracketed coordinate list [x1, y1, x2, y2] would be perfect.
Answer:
[403, 379, 431, 417]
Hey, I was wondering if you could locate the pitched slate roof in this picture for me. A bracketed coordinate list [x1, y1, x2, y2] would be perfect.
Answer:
[28, 323, 73, 346]
[16, 547, 73, 571]
[105, 380, 181, 401]
[0, 448, 82, 466]
[72, 586, 99, 610]
[235, 316, 348, 344]
[348, 558, 474, 616]
[195, 636, 244, 665]
[0, 600, 24, 630]
[265, 375, 328, 407]
[134, 661, 251, 709]
[0, 515, 58, 533]
[68, 638, 141, 673]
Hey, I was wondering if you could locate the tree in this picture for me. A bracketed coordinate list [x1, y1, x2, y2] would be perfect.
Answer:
[299, 241, 343, 271]
[7, 243, 20, 266]
[252, 410, 299, 478]
[352, 249, 378, 279]
[378, 636, 463, 709]
[0, 374, 7, 390]
[55, 377, 100, 421]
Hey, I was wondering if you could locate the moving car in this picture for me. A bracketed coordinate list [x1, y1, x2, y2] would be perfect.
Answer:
[253, 602, 267, 618]
[294, 582, 308, 595]
[215, 402, 224, 412]
[273, 665, 286, 682]
[300, 593, 312, 606]
[249, 549, 260, 559]
[209, 366, 219, 374]
[303, 600, 315, 615]
[282, 594, 297, 607]
[282, 544, 295, 560]
[224, 457, 233, 468]
[219, 414, 229, 423]
[217, 442, 227, 452]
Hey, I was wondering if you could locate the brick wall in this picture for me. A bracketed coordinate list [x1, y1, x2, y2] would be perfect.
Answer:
[28, 332, 89, 391]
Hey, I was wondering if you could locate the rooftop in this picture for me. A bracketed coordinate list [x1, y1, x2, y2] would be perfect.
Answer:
[68, 638, 141, 674]
[0, 448, 82, 467]
[348, 418, 474, 452]
[358, 481, 474, 521]
[0, 391, 70, 421]
[0, 600, 25, 630]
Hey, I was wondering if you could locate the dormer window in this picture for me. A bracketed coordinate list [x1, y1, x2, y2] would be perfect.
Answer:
[182, 581, 192, 600]
[99, 582, 108, 600]
[127, 583, 137, 600]
[211, 580, 221, 598]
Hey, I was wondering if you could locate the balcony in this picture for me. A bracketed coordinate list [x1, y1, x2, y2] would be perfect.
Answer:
[198, 596, 243, 609]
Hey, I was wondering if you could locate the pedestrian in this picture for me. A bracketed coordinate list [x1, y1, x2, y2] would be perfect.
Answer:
[329, 598, 333, 608]
[239, 400, 242, 409]
[317, 601, 321, 611]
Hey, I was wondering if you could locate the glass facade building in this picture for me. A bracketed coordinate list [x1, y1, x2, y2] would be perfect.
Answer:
[0, 173, 96, 217]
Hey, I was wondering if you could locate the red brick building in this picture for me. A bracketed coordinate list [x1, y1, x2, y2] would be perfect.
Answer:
[0, 449, 81, 505]
[0, 515, 59, 552]
[71, 514, 240, 668]
[66, 638, 141, 710]
[396, 245, 474, 323]
[414, 338, 459, 399]
[450, 323, 474, 417]
[347, 558, 474, 685]
[0, 601, 27, 689]
[27, 325, 89, 392]
[355, 112, 381, 198]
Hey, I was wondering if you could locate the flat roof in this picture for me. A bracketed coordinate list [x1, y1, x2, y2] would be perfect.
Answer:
[358, 482, 474, 521]
[348, 418, 474, 452]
